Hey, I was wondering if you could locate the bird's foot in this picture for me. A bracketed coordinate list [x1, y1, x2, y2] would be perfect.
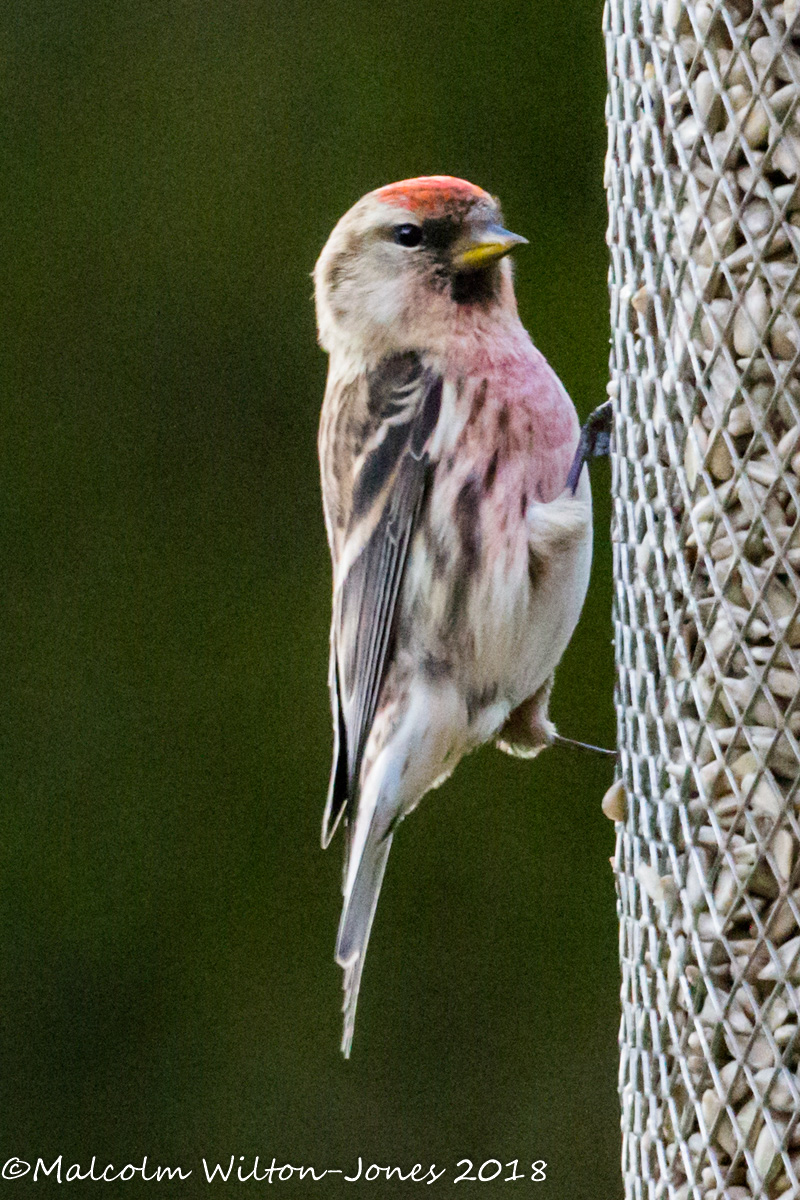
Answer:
[495, 680, 555, 759]
[566, 400, 613, 495]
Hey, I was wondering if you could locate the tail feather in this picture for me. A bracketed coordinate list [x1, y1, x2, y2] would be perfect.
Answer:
[335, 826, 394, 1058]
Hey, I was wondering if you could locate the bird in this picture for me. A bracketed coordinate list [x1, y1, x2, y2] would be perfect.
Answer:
[314, 175, 602, 1056]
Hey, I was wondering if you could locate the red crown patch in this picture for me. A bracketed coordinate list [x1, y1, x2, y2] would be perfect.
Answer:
[374, 176, 491, 216]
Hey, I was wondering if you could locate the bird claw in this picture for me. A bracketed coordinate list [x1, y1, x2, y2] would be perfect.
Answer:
[566, 399, 613, 495]
[552, 733, 617, 758]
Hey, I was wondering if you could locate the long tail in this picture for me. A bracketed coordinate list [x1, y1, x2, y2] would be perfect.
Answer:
[335, 823, 394, 1058]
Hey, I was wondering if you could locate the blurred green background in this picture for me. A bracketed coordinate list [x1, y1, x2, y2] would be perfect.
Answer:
[2, 1, 618, 1195]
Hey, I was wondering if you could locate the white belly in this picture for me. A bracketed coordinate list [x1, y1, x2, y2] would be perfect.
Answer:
[476, 472, 592, 716]
[400, 470, 593, 748]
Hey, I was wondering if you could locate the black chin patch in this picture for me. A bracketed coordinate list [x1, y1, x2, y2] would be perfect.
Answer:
[451, 265, 500, 305]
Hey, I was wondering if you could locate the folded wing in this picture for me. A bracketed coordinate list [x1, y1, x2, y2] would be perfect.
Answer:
[321, 354, 442, 847]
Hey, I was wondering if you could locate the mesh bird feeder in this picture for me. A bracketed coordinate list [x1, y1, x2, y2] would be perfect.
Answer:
[605, 0, 800, 1196]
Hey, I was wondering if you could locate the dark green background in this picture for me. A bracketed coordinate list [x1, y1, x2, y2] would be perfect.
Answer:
[2, 1, 619, 1195]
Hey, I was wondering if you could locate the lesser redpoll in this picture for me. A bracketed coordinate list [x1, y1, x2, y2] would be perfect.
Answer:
[314, 176, 602, 1056]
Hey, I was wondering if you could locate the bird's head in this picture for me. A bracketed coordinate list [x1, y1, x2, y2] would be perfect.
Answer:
[314, 176, 528, 360]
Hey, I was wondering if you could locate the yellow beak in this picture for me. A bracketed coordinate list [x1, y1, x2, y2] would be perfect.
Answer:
[451, 224, 528, 271]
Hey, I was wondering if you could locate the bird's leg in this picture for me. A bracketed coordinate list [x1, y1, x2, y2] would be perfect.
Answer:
[559, 399, 616, 758]
[566, 400, 613, 495]
[497, 685, 617, 760]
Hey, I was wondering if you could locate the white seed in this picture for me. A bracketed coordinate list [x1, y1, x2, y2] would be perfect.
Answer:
[706, 216, 737, 265]
[746, 458, 780, 487]
[724, 47, 749, 87]
[714, 795, 743, 826]
[727, 997, 755, 1034]
[700, 1170, 716, 1196]
[701, 298, 732, 350]
[778, 427, 800, 460]
[767, 893, 800, 941]
[738, 475, 768, 520]
[714, 866, 738, 913]
[685, 433, 702, 489]
[778, 389, 800, 430]
[747, 381, 778, 416]
[736, 1096, 765, 1146]
[772, 314, 800, 359]
[709, 356, 739, 407]
[687, 516, 714, 549]
[771, 82, 799, 119]
[707, 431, 734, 481]
[720, 677, 777, 726]
[754, 1067, 797, 1111]
[774, 1021, 797, 1045]
[751, 776, 784, 818]
[741, 199, 774, 240]
[777, 614, 800, 647]
[767, 996, 790, 1031]
[775, 182, 800, 216]
[750, 38, 772, 69]
[685, 847, 710, 911]
[602, 778, 627, 822]
[728, 226, 791, 271]
[677, 115, 702, 149]
[727, 84, 750, 116]
[758, 934, 800, 981]
[727, 402, 754, 435]
[773, 135, 800, 178]
[739, 161, 770, 196]
[701, 1087, 722, 1129]
[714, 1110, 738, 1156]
[772, 828, 794, 882]
[742, 99, 771, 147]
[731, 751, 760, 780]
[733, 278, 770, 357]
[707, 615, 736, 660]
[631, 284, 651, 315]
[768, 666, 799, 697]
[694, 1, 714, 36]
[664, 0, 684, 33]
[695, 71, 721, 123]
[740, 573, 797, 620]
[700, 758, 724, 796]
[710, 534, 734, 561]
[750, 1120, 786, 1191]
[637, 863, 678, 907]
[719, 1059, 748, 1104]
[696, 825, 720, 850]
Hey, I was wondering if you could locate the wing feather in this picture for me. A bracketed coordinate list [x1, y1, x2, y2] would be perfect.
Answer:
[321, 355, 442, 844]
[321, 641, 349, 848]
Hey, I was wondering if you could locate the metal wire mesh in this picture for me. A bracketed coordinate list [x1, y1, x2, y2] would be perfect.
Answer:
[606, 0, 800, 1196]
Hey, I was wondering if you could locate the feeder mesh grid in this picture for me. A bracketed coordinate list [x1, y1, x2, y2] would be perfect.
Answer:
[606, 0, 800, 1197]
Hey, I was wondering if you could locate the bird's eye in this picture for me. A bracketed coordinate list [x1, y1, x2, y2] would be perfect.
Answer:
[393, 223, 423, 247]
